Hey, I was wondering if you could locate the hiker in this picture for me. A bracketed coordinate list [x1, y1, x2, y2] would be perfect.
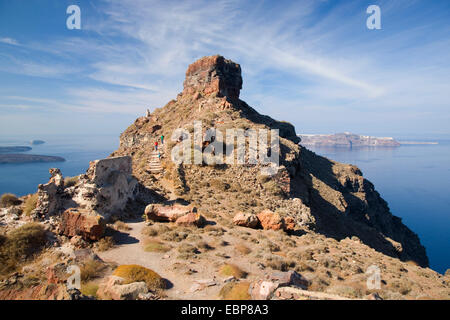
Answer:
[154, 141, 158, 151]
[157, 151, 161, 160]
[160, 134, 164, 145]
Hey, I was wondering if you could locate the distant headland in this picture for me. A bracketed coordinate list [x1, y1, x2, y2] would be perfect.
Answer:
[298, 132, 438, 147]
[0, 143, 64, 164]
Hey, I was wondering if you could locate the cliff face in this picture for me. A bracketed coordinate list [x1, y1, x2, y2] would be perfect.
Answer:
[112, 55, 428, 267]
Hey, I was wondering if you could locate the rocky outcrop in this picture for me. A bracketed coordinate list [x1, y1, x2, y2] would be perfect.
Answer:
[59, 208, 105, 241]
[182, 55, 242, 101]
[34, 168, 65, 218]
[34, 156, 139, 222]
[111, 54, 429, 267]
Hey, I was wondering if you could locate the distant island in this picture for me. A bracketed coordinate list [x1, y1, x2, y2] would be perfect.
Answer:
[0, 144, 65, 164]
[30, 140, 45, 145]
[0, 154, 65, 164]
[0, 146, 32, 153]
[298, 132, 401, 147]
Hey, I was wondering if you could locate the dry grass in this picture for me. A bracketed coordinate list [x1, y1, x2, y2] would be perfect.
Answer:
[113, 264, 166, 290]
[23, 194, 38, 216]
[95, 236, 115, 252]
[219, 281, 251, 300]
[143, 239, 171, 253]
[0, 193, 21, 207]
[64, 176, 79, 188]
[234, 244, 251, 255]
[113, 221, 131, 232]
[196, 241, 214, 251]
[80, 259, 107, 282]
[219, 264, 247, 279]
[0, 223, 46, 275]
[141, 224, 170, 237]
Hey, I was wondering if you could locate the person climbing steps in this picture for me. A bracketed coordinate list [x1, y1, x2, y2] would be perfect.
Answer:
[154, 140, 158, 151]
[160, 134, 164, 145]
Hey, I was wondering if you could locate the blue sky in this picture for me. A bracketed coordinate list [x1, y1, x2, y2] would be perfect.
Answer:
[0, 0, 449, 137]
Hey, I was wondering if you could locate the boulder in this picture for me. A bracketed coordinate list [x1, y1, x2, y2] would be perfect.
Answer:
[175, 212, 206, 227]
[97, 275, 148, 300]
[267, 270, 309, 289]
[59, 208, 105, 241]
[256, 210, 284, 231]
[249, 271, 309, 300]
[232, 212, 260, 228]
[144, 203, 196, 222]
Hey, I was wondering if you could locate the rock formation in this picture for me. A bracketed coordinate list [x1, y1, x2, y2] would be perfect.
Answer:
[112, 54, 428, 267]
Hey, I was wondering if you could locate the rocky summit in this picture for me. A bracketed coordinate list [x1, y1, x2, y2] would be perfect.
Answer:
[1, 55, 448, 301]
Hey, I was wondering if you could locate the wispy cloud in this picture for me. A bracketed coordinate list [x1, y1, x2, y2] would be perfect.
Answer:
[0, 37, 19, 45]
[0, 0, 449, 135]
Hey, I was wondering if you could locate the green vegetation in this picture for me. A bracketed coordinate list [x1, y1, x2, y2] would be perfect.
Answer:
[113, 264, 166, 290]
[219, 282, 251, 300]
[144, 240, 171, 253]
[219, 264, 247, 279]
[0, 223, 47, 275]
[81, 282, 99, 298]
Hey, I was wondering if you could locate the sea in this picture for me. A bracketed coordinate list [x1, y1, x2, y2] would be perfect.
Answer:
[0, 134, 449, 274]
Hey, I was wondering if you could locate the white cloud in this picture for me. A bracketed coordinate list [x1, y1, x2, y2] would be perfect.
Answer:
[0, 37, 19, 45]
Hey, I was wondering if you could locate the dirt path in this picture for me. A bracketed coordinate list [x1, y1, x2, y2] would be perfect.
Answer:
[96, 220, 221, 299]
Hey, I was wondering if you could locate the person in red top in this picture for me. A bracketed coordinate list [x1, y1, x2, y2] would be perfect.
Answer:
[154, 141, 158, 151]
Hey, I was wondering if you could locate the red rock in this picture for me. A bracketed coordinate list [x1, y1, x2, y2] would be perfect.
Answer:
[59, 208, 105, 241]
[182, 55, 242, 100]
[144, 204, 196, 222]
[232, 212, 260, 228]
[175, 212, 206, 227]
[256, 210, 284, 231]
[283, 217, 296, 232]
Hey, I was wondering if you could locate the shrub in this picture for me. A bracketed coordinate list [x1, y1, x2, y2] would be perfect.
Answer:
[219, 282, 251, 300]
[177, 243, 199, 254]
[95, 236, 115, 252]
[144, 240, 171, 253]
[266, 256, 296, 271]
[219, 264, 247, 279]
[113, 221, 131, 232]
[0, 223, 46, 275]
[113, 264, 166, 290]
[23, 194, 38, 216]
[162, 230, 188, 242]
[196, 241, 214, 251]
[64, 176, 79, 188]
[81, 282, 99, 298]
[80, 259, 107, 282]
[235, 244, 251, 255]
[0, 193, 21, 207]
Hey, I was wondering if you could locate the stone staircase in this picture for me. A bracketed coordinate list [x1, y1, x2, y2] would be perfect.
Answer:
[148, 149, 164, 174]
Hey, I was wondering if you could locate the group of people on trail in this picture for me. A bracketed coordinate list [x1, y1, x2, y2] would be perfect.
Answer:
[154, 135, 164, 160]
